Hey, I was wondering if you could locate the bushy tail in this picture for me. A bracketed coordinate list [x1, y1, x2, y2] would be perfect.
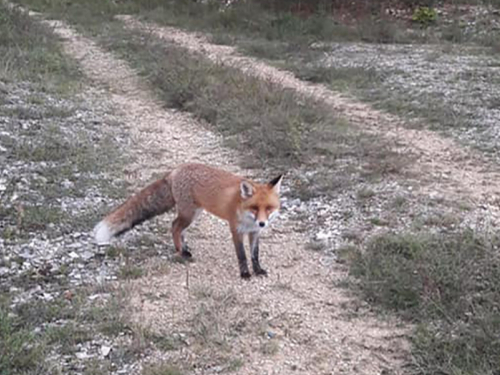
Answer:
[93, 176, 175, 245]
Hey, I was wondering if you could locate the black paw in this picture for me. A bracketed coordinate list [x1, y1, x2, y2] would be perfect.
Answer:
[240, 270, 251, 279]
[254, 267, 268, 276]
[181, 249, 192, 258]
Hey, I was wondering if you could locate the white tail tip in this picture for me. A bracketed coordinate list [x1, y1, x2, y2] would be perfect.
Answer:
[94, 220, 113, 245]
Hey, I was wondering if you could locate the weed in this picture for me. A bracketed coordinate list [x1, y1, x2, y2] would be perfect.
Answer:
[82, 359, 114, 375]
[190, 287, 239, 352]
[423, 212, 458, 228]
[356, 187, 376, 200]
[119, 264, 145, 280]
[391, 195, 407, 209]
[412, 7, 438, 27]
[335, 245, 358, 264]
[370, 217, 389, 226]
[145, 331, 184, 351]
[106, 246, 127, 259]
[14, 297, 80, 327]
[260, 340, 279, 355]
[17, 205, 65, 233]
[226, 358, 244, 372]
[307, 240, 327, 252]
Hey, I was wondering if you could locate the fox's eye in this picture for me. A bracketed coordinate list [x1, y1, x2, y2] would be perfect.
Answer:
[250, 205, 259, 212]
[266, 206, 274, 212]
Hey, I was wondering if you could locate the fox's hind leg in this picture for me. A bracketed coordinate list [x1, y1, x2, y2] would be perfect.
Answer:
[172, 208, 202, 258]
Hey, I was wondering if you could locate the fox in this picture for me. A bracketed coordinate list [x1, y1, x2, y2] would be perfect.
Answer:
[93, 163, 283, 278]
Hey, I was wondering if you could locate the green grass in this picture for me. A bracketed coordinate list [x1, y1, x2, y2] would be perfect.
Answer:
[0, 307, 45, 374]
[0, 2, 80, 90]
[0, 289, 141, 374]
[347, 230, 500, 374]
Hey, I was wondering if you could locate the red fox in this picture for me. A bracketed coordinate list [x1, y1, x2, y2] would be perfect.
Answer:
[94, 163, 283, 278]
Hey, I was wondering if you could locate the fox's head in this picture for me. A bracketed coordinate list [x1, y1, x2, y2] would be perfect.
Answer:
[238, 175, 283, 233]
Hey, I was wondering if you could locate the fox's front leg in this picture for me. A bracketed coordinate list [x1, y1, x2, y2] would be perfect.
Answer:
[230, 226, 251, 278]
[249, 232, 267, 276]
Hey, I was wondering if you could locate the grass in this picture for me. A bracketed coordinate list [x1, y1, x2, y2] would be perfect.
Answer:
[18, 0, 357, 43]
[0, 307, 45, 374]
[14, 0, 407, 198]
[0, 4, 146, 373]
[14, 0, 499, 148]
[260, 340, 279, 356]
[356, 187, 376, 200]
[0, 3, 127, 238]
[142, 363, 183, 375]
[0, 2, 80, 90]
[293, 64, 383, 92]
[118, 264, 145, 280]
[0, 288, 140, 374]
[8, 2, 499, 374]
[346, 230, 500, 374]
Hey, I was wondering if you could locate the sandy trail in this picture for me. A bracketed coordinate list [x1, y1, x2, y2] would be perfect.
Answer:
[118, 15, 500, 208]
[17, 11, 410, 375]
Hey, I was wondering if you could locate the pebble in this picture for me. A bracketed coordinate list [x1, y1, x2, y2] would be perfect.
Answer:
[100, 345, 112, 357]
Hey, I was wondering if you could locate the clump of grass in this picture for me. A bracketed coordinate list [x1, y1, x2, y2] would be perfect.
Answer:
[260, 340, 279, 355]
[0, 307, 46, 374]
[118, 264, 145, 280]
[17, 205, 66, 233]
[294, 65, 382, 91]
[14, 297, 80, 327]
[226, 358, 244, 372]
[142, 363, 183, 375]
[356, 187, 376, 200]
[45, 322, 91, 355]
[190, 287, 239, 351]
[347, 230, 500, 374]
[106, 246, 127, 259]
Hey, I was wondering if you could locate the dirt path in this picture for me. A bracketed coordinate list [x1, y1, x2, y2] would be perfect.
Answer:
[118, 15, 500, 208]
[18, 11, 411, 375]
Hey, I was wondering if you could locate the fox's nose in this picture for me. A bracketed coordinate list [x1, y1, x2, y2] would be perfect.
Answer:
[259, 221, 266, 228]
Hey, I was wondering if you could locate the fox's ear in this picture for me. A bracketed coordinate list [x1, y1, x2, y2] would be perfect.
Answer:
[269, 174, 283, 194]
[240, 180, 254, 199]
